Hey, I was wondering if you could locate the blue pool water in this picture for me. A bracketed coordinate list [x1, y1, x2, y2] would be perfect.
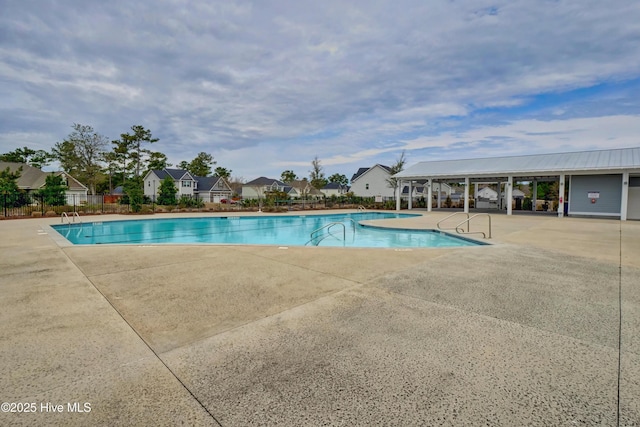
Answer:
[52, 212, 484, 248]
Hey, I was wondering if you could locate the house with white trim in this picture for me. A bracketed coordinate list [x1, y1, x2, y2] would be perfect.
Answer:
[401, 181, 452, 201]
[194, 175, 234, 203]
[242, 177, 287, 199]
[477, 186, 498, 201]
[321, 182, 349, 197]
[350, 165, 394, 200]
[0, 161, 88, 204]
[286, 179, 324, 199]
[143, 169, 232, 202]
[144, 169, 197, 198]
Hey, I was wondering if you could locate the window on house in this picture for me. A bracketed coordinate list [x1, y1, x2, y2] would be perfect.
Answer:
[366, 183, 369, 190]
[182, 181, 191, 187]
[148, 181, 151, 187]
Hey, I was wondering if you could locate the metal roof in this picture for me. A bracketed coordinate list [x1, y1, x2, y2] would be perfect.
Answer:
[394, 147, 640, 180]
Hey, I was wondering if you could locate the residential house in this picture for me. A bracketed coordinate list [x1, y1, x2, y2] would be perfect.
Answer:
[287, 179, 324, 199]
[242, 177, 287, 199]
[144, 169, 197, 199]
[194, 175, 233, 203]
[143, 169, 232, 202]
[321, 182, 349, 198]
[476, 185, 524, 201]
[509, 188, 526, 199]
[0, 161, 88, 204]
[401, 181, 452, 201]
[477, 186, 498, 201]
[349, 165, 394, 200]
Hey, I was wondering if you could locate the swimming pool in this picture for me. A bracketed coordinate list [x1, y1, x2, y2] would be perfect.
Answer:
[52, 212, 485, 248]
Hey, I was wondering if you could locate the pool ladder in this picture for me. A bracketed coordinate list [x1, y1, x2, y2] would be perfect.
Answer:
[436, 212, 491, 239]
[61, 211, 82, 224]
[306, 219, 359, 246]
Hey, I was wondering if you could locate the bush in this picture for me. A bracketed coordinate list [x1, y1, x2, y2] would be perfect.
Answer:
[157, 176, 177, 205]
[124, 178, 144, 213]
[177, 195, 204, 209]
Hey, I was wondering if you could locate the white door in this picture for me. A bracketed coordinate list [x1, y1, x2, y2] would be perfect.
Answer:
[627, 187, 640, 220]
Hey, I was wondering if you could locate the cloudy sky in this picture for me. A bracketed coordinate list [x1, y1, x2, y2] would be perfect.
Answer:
[2, 0, 640, 181]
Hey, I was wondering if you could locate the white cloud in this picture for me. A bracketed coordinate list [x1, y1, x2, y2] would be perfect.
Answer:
[400, 115, 640, 161]
[1, 0, 639, 180]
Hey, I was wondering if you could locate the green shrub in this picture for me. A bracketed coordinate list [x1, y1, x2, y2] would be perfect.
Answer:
[177, 195, 204, 209]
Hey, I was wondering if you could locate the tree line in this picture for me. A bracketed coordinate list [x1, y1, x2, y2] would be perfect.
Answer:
[0, 124, 230, 195]
[0, 123, 354, 211]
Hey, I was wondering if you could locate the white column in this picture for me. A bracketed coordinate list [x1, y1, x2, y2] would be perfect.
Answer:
[396, 180, 401, 211]
[408, 181, 413, 210]
[621, 172, 629, 221]
[558, 174, 565, 218]
[427, 179, 433, 212]
[464, 177, 470, 213]
[437, 181, 442, 208]
[496, 181, 502, 210]
[532, 179, 537, 211]
[506, 176, 513, 215]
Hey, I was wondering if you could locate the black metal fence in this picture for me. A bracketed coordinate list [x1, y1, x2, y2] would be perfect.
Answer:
[1, 193, 130, 218]
[1, 193, 395, 218]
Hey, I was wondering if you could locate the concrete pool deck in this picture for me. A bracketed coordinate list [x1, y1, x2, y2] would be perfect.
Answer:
[0, 210, 638, 426]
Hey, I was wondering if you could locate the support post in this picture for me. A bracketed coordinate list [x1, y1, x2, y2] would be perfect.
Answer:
[496, 181, 502, 210]
[464, 177, 470, 213]
[396, 180, 401, 211]
[558, 174, 565, 218]
[437, 181, 442, 208]
[408, 181, 413, 210]
[621, 172, 629, 221]
[532, 179, 537, 211]
[427, 179, 433, 212]
[506, 176, 513, 216]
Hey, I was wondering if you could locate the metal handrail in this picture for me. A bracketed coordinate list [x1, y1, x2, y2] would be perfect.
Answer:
[357, 205, 366, 211]
[436, 212, 470, 232]
[306, 219, 361, 246]
[343, 218, 358, 229]
[309, 221, 346, 243]
[61, 211, 82, 225]
[454, 213, 492, 239]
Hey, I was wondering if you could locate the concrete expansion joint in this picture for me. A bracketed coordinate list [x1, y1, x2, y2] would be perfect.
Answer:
[59, 249, 224, 426]
[159, 282, 368, 355]
[383, 288, 623, 353]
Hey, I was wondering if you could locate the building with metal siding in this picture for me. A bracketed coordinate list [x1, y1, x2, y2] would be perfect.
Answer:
[569, 175, 622, 216]
[393, 147, 640, 220]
